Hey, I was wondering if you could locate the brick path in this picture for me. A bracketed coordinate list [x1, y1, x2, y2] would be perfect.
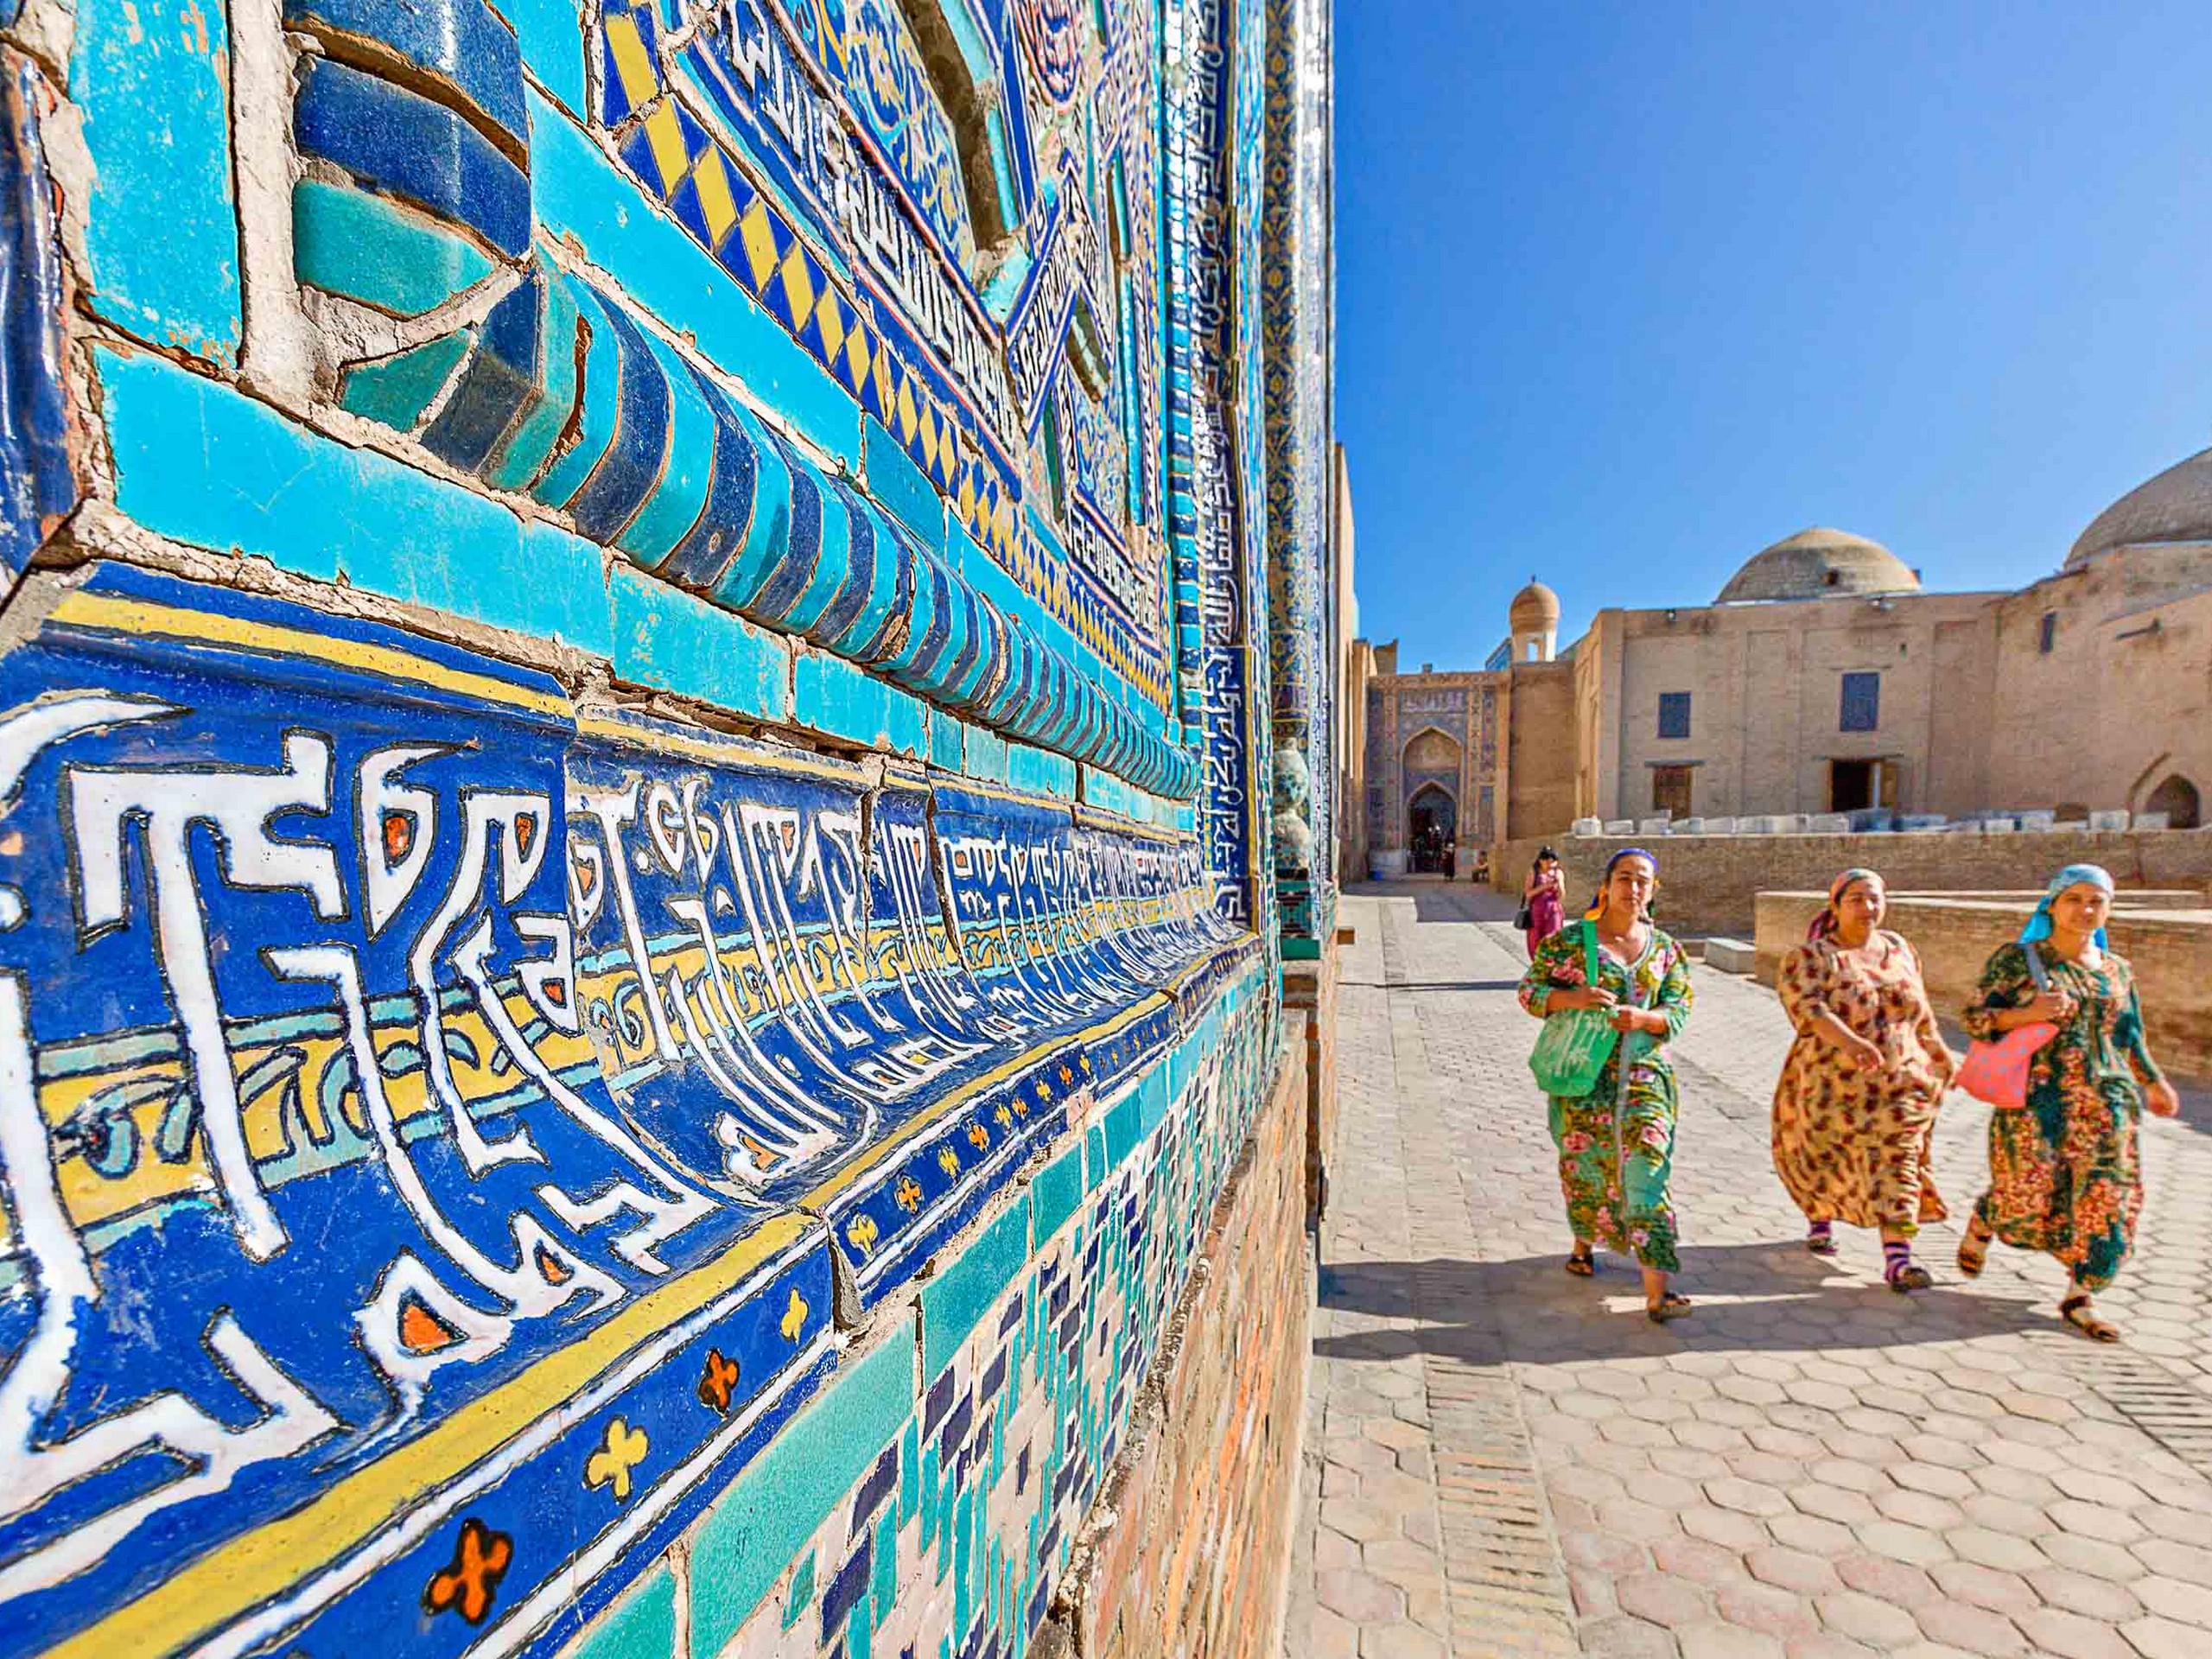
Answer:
[1287, 884, 2212, 1659]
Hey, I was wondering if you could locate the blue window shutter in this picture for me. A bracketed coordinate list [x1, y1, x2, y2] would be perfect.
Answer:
[1840, 672, 1880, 732]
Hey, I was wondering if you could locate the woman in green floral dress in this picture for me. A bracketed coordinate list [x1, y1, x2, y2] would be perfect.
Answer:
[1957, 864, 2179, 1341]
[1519, 849, 1697, 1321]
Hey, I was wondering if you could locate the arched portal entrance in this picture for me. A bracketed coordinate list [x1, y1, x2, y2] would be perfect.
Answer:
[2145, 773, 2202, 829]
[1408, 784, 1458, 874]
[1400, 726, 1465, 874]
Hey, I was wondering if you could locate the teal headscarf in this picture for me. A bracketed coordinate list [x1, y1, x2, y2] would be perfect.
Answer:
[2023, 863, 2114, 951]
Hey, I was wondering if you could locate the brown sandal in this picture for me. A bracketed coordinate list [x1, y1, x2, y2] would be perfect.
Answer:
[2061, 1295, 2120, 1343]
[1564, 1246, 1595, 1277]
[1646, 1293, 1693, 1324]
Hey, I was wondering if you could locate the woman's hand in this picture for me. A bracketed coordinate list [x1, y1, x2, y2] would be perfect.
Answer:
[2147, 1079, 2182, 1118]
[1548, 985, 1618, 1014]
[1840, 1033, 1884, 1075]
[2014, 989, 2075, 1026]
[1610, 1007, 1666, 1037]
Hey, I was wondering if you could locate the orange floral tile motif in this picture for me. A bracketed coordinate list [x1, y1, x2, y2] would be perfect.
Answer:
[423, 1519, 512, 1625]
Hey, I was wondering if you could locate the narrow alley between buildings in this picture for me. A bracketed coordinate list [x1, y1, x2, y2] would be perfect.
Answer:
[1289, 886, 2212, 1659]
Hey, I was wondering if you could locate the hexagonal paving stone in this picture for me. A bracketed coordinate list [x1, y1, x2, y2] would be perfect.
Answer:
[1357, 1620, 1446, 1659]
[2133, 1573, 2212, 1630]
[1716, 1579, 1816, 1638]
[1578, 1614, 1678, 1658]
[2114, 1628, 2202, 1659]
[1675, 1619, 1788, 1658]
[2044, 1498, 2145, 1545]
[1708, 1477, 1793, 1518]
[1815, 1589, 1923, 1649]
[1616, 1570, 1712, 1630]
[2013, 1605, 2141, 1659]
[1943, 1525, 2045, 1573]
[1834, 1552, 1938, 1607]
[1319, 1497, 1395, 1544]
[1928, 1560, 2037, 1615]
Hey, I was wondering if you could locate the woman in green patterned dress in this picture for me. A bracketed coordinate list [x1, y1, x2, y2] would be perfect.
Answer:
[1956, 864, 2179, 1342]
[1519, 849, 1697, 1322]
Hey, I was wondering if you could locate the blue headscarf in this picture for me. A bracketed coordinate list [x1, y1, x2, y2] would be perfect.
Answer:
[1583, 848, 1659, 921]
[2022, 863, 2114, 951]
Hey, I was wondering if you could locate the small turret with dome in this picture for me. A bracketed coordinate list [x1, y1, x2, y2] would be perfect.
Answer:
[1508, 576, 1560, 663]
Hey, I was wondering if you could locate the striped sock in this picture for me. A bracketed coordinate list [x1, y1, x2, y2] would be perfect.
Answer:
[1806, 1220, 1834, 1251]
[1883, 1239, 1913, 1283]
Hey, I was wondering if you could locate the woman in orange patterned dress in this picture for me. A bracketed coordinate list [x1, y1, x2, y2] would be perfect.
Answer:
[1771, 870, 1956, 1291]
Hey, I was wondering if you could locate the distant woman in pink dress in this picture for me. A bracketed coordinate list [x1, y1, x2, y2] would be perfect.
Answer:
[1523, 847, 1567, 957]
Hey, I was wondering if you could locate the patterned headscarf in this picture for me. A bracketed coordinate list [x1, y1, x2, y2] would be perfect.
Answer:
[1582, 848, 1659, 921]
[2023, 863, 2114, 951]
[1808, 868, 1883, 943]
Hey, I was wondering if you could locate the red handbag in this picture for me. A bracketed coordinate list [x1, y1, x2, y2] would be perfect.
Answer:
[1957, 947, 2058, 1110]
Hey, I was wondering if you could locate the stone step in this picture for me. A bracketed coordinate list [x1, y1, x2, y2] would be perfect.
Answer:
[1704, 936, 1757, 973]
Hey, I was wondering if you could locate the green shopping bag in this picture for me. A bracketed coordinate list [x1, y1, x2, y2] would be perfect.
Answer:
[1529, 921, 1623, 1097]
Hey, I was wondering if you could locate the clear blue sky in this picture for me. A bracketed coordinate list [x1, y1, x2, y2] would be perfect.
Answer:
[1337, 1, 2212, 664]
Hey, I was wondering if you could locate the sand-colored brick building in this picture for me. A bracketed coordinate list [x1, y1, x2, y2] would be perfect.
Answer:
[1359, 448, 2212, 872]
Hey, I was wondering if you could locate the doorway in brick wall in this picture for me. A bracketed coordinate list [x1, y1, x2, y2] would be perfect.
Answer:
[1829, 759, 1897, 814]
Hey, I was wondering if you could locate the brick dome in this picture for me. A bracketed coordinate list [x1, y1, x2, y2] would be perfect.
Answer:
[2067, 447, 2212, 571]
[1716, 528, 1920, 604]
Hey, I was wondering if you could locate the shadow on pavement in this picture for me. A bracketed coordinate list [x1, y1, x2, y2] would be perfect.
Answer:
[1385, 979, 1525, 994]
[1313, 1243, 2056, 1367]
[1344, 880, 1520, 926]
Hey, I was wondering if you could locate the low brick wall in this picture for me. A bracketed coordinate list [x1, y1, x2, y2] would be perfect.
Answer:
[1052, 1025, 1313, 1656]
[1495, 830, 2212, 938]
[1753, 892, 2212, 1079]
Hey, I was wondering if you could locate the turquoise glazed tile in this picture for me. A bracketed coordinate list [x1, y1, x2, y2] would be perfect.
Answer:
[1007, 742, 1076, 799]
[529, 90, 861, 467]
[794, 652, 926, 759]
[486, 262, 584, 490]
[928, 708, 963, 773]
[69, 0, 239, 363]
[337, 330, 471, 429]
[293, 179, 494, 317]
[962, 721, 1008, 784]
[918, 1195, 1029, 1381]
[780, 1551, 817, 1630]
[1029, 1143, 1084, 1248]
[531, 276, 626, 506]
[493, 0, 588, 117]
[605, 563, 791, 724]
[99, 346, 613, 656]
[613, 338, 718, 563]
[1103, 1092, 1140, 1171]
[100, 346, 340, 582]
[688, 1336, 914, 1658]
[422, 271, 545, 471]
[861, 417, 946, 552]
[568, 1566, 677, 1659]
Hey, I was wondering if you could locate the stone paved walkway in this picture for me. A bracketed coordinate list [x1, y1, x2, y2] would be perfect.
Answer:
[1286, 884, 2212, 1659]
